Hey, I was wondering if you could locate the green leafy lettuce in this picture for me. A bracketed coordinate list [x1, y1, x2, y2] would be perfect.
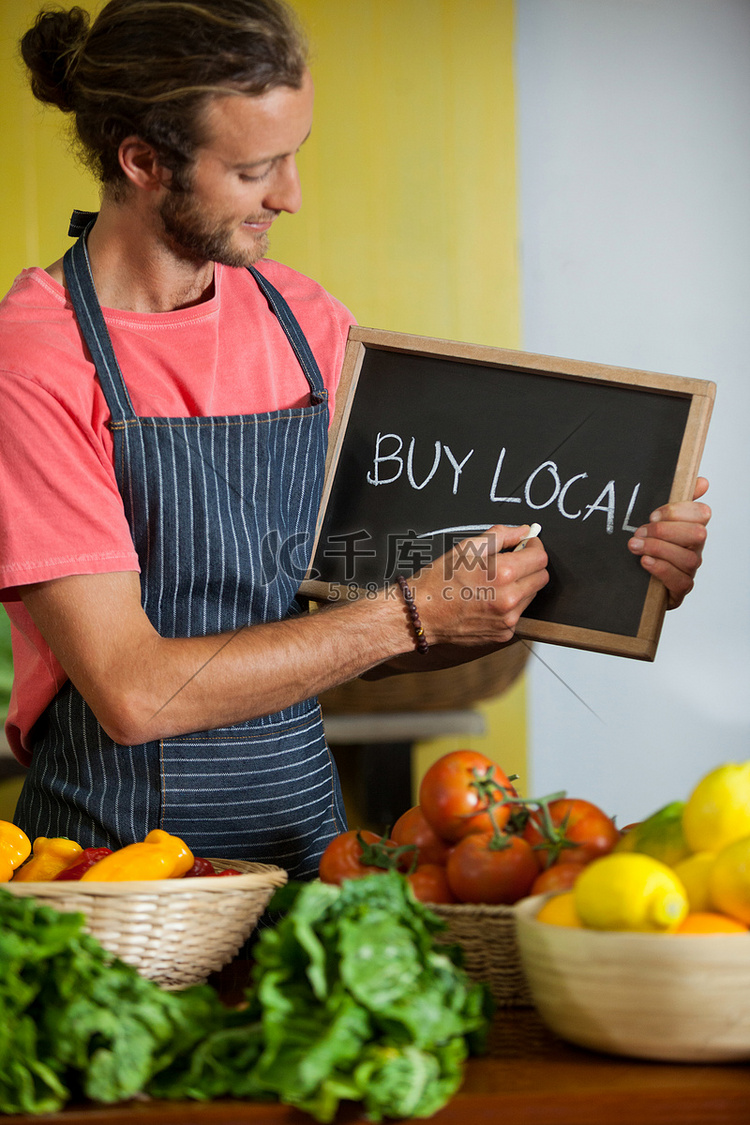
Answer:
[0, 872, 491, 1121]
[0, 891, 232, 1115]
[152, 872, 491, 1121]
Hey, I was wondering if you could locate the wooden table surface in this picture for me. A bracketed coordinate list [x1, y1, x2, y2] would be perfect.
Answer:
[10, 967, 750, 1125]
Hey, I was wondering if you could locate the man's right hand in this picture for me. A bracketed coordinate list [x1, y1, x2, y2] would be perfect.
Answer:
[411, 523, 549, 648]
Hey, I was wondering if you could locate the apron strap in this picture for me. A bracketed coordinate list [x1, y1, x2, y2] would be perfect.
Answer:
[63, 211, 328, 417]
[248, 265, 329, 407]
[68, 209, 99, 238]
[63, 219, 137, 423]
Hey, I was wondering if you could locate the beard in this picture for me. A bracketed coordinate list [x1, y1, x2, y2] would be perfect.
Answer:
[158, 189, 271, 269]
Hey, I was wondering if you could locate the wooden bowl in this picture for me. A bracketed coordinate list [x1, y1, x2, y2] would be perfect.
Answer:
[514, 895, 750, 1063]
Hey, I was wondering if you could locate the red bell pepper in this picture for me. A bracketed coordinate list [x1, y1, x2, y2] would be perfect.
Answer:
[184, 857, 216, 877]
[54, 847, 113, 880]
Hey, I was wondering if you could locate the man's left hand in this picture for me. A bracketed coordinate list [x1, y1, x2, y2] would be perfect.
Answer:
[627, 477, 711, 609]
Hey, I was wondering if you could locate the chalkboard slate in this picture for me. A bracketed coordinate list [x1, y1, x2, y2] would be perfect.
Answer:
[302, 329, 715, 659]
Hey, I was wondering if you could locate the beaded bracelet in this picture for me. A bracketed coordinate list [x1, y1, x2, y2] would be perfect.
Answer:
[396, 575, 430, 655]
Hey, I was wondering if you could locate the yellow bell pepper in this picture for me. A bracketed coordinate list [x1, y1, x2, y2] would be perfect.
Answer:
[79, 829, 194, 881]
[12, 837, 83, 882]
[0, 821, 31, 881]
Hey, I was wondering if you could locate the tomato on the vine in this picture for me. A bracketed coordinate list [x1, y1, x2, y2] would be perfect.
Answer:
[391, 805, 450, 866]
[418, 750, 515, 843]
[523, 798, 619, 868]
[318, 830, 411, 885]
[446, 831, 540, 905]
[407, 863, 456, 904]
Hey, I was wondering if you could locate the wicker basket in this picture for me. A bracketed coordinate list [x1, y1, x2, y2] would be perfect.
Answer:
[429, 902, 533, 1008]
[4, 858, 287, 989]
[319, 642, 530, 714]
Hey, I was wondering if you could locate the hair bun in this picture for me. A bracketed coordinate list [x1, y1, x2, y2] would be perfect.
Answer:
[20, 5, 90, 112]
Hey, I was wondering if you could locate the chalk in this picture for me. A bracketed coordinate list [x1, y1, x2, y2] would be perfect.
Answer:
[513, 523, 542, 551]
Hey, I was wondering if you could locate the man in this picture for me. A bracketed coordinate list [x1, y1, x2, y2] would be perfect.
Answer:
[0, 0, 709, 879]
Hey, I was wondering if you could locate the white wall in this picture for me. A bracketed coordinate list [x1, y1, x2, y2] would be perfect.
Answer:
[515, 0, 750, 823]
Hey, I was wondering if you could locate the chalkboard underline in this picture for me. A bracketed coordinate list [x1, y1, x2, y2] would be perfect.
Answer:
[417, 524, 512, 538]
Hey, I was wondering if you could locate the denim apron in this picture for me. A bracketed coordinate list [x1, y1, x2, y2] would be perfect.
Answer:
[15, 217, 347, 881]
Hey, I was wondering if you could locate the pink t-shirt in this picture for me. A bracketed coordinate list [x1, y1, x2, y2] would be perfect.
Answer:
[0, 259, 355, 764]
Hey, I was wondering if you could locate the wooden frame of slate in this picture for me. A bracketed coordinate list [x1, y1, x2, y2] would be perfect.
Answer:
[301, 327, 715, 660]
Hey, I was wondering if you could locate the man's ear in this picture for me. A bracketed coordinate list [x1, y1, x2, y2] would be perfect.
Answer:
[118, 136, 171, 192]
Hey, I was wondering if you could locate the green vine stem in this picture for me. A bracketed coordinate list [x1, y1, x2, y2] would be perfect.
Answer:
[355, 831, 418, 873]
[467, 766, 569, 859]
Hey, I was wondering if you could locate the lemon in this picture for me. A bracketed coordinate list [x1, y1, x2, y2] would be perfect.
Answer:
[535, 892, 582, 927]
[574, 853, 689, 932]
[682, 761, 750, 853]
[672, 851, 716, 912]
[708, 836, 750, 925]
[614, 800, 690, 867]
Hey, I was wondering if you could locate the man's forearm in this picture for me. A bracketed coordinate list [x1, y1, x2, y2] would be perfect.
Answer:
[20, 525, 549, 745]
[118, 596, 413, 743]
[20, 573, 413, 746]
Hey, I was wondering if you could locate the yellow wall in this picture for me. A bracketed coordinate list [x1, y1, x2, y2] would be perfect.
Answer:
[272, 0, 521, 346]
[0, 1, 100, 291]
[0, 0, 529, 794]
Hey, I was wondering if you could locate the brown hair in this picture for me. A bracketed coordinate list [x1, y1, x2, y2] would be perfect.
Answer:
[20, 0, 308, 191]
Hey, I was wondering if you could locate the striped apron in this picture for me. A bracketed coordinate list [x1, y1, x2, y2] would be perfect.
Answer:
[15, 222, 347, 881]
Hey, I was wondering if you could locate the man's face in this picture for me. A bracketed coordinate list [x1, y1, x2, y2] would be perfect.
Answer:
[159, 69, 314, 268]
